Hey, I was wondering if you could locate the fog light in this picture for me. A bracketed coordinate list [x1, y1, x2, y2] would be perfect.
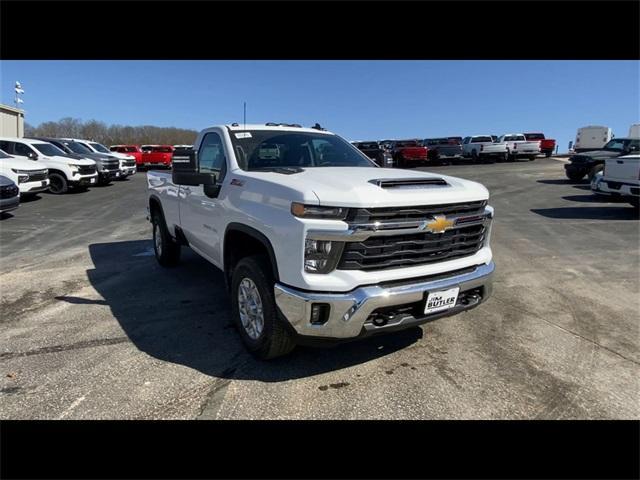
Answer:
[310, 303, 330, 325]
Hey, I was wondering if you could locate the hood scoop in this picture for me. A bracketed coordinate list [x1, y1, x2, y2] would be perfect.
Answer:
[370, 177, 450, 189]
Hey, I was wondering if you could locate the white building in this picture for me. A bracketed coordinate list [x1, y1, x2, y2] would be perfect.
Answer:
[1, 104, 25, 138]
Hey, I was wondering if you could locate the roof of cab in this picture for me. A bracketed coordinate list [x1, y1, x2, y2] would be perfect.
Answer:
[221, 123, 334, 135]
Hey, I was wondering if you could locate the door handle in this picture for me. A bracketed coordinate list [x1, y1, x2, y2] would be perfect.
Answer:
[616, 160, 624, 164]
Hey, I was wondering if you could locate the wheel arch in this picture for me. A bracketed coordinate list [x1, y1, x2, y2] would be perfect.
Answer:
[224, 223, 279, 287]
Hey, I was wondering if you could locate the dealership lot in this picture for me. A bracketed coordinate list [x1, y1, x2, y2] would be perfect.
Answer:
[0, 158, 638, 419]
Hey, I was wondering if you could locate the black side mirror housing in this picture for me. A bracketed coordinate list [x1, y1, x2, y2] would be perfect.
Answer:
[28, 152, 38, 160]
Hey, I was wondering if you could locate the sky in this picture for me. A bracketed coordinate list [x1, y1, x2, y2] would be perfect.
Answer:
[1, 60, 638, 150]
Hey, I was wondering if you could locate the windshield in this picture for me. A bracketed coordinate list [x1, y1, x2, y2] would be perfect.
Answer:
[33, 143, 67, 156]
[472, 136, 493, 143]
[89, 142, 110, 153]
[525, 133, 544, 140]
[63, 141, 92, 154]
[504, 135, 526, 142]
[603, 139, 629, 151]
[229, 131, 375, 171]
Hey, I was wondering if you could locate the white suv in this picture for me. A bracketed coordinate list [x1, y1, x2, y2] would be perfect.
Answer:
[0, 138, 98, 194]
[68, 139, 137, 178]
[0, 148, 50, 196]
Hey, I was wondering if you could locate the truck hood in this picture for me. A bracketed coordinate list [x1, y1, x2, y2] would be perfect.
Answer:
[0, 156, 49, 171]
[239, 167, 489, 207]
[573, 150, 622, 161]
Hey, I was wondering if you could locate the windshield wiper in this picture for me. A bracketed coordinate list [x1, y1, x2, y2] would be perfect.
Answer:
[250, 166, 305, 174]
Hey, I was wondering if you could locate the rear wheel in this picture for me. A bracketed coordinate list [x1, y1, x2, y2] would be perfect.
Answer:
[152, 210, 181, 267]
[231, 255, 296, 360]
[48, 172, 68, 194]
[545, 151, 553, 158]
[471, 150, 478, 163]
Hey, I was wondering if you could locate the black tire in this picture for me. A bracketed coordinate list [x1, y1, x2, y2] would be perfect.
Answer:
[231, 255, 296, 359]
[587, 164, 604, 181]
[152, 210, 181, 267]
[545, 151, 552, 158]
[529, 155, 536, 161]
[566, 171, 585, 182]
[471, 150, 478, 163]
[48, 172, 68, 194]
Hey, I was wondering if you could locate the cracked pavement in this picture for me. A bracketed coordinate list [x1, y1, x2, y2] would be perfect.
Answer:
[1, 159, 638, 419]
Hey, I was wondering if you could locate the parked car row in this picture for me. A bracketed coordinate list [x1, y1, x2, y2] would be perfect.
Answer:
[353, 132, 555, 168]
[0, 136, 139, 215]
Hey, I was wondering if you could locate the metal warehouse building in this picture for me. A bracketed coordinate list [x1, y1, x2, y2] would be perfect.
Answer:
[0, 104, 25, 137]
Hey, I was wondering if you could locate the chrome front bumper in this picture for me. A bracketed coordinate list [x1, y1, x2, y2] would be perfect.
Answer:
[274, 261, 494, 339]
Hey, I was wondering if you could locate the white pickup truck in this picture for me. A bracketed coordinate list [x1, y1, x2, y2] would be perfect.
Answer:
[147, 123, 495, 359]
[591, 154, 639, 209]
[461, 135, 509, 163]
[496, 134, 540, 161]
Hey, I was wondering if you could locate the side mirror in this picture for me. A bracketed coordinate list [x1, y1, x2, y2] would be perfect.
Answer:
[628, 145, 639, 152]
[28, 152, 38, 160]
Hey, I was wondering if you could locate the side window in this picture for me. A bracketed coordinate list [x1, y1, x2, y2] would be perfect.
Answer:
[0, 141, 11, 153]
[198, 132, 226, 175]
[14, 142, 34, 157]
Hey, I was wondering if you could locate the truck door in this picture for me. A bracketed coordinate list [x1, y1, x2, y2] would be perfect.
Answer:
[179, 131, 227, 267]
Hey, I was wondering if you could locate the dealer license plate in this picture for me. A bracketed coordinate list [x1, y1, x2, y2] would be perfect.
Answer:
[424, 287, 460, 315]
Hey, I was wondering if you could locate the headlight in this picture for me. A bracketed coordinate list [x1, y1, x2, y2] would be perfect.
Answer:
[304, 239, 344, 273]
[291, 202, 348, 219]
[10, 169, 31, 183]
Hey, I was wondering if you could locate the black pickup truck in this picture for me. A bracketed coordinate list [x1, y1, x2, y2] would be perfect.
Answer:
[353, 141, 394, 168]
[422, 138, 463, 163]
[564, 137, 640, 181]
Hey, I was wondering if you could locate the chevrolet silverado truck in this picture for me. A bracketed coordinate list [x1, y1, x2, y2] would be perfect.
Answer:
[496, 134, 540, 161]
[524, 132, 556, 157]
[423, 138, 463, 164]
[353, 141, 394, 167]
[147, 123, 495, 359]
[0, 137, 96, 194]
[565, 137, 640, 181]
[389, 140, 429, 168]
[461, 135, 509, 163]
[593, 154, 640, 208]
[141, 145, 174, 169]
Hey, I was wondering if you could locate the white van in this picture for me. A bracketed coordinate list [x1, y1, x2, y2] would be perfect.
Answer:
[629, 124, 640, 139]
[574, 126, 613, 153]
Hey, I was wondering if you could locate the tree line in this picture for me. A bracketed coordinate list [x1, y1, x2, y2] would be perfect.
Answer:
[25, 118, 198, 146]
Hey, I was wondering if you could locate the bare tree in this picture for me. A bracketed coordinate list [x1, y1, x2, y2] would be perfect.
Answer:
[28, 118, 198, 146]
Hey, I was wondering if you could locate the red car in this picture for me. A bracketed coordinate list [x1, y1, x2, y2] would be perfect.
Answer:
[524, 133, 556, 157]
[390, 139, 428, 168]
[140, 145, 174, 168]
[110, 145, 143, 164]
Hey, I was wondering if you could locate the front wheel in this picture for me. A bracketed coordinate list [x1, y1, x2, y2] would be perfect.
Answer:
[152, 210, 181, 267]
[565, 170, 585, 182]
[48, 172, 68, 194]
[231, 255, 296, 360]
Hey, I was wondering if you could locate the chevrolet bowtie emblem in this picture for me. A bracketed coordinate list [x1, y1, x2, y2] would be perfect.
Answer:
[425, 215, 455, 234]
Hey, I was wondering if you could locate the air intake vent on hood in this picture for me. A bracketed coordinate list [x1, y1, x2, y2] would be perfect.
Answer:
[370, 178, 449, 189]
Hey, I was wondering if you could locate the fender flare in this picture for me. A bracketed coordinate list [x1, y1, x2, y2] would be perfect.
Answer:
[224, 223, 280, 282]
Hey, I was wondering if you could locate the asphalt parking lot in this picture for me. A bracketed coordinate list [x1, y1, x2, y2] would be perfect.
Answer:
[1, 158, 638, 419]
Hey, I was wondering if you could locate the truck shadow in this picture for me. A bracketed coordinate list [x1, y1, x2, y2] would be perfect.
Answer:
[531, 206, 639, 220]
[81, 240, 423, 382]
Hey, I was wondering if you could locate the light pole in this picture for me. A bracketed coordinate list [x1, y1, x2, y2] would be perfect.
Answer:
[14, 81, 25, 137]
